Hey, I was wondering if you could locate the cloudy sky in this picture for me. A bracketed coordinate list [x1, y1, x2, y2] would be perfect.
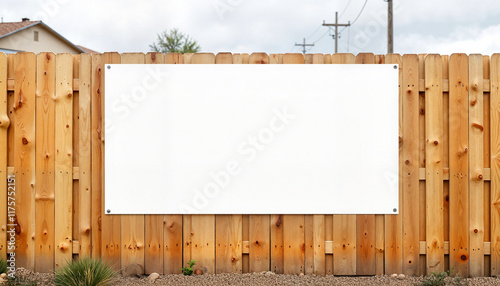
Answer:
[2, 0, 500, 55]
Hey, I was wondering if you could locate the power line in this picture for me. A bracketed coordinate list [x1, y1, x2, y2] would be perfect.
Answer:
[351, 0, 368, 25]
[339, 0, 352, 19]
[312, 27, 331, 44]
[337, 0, 368, 37]
[306, 25, 322, 40]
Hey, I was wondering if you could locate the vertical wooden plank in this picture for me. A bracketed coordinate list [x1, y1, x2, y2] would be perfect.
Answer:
[184, 53, 216, 274]
[54, 53, 73, 268]
[95, 52, 121, 269]
[91, 54, 102, 259]
[425, 54, 444, 274]
[35, 52, 55, 272]
[142, 52, 165, 274]
[270, 214, 283, 274]
[324, 215, 333, 275]
[482, 55, 491, 277]
[246, 52, 271, 274]
[469, 54, 484, 277]
[119, 53, 146, 272]
[491, 53, 500, 276]
[418, 54, 427, 275]
[215, 215, 242, 273]
[72, 56, 80, 251]
[282, 53, 305, 275]
[304, 214, 314, 275]
[164, 214, 182, 274]
[78, 54, 92, 258]
[249, 215, 270, 273]
[355, 53, 376, 276]
[332, 53, 357, 276]
[162, 53, 184, 275]
[0, 53, 7, 261]
[213, 52, 243, 274]
[268, 54, 283, 274]
[402, 54, 420, 276]
[384, 54, 403, 275]
[448, 53, 469, 277]
[5, 55, 14, 262]
[14, 52, 36, 270]
[312, 215, 325, 275]
[442, 55, 450, 272]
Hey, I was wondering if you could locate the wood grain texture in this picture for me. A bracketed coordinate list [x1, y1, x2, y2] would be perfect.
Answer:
[14, 52, 36, 271]
[119, 53, 146, 272]
[331, 53, 357, 276]
[95, 52, 121, 269]
[249, 215, 270, 272]
[54, 53, 73, 268]
[72, 55, 80, 248]
[385, 54, 403, 275]
[402, 54, 420, 275]
[448, 53, 469, 277]
[491, 53, 500, 276]
[0, 53, 7, 261]
[35, 52, 55, 272]
[270, 214, 283, 274]
[482, 55, 491, 277]
[144, 52, 164, 274]
[355, 53, 376, 275]
[5, 55, 14, 263]
[164, 215, 182, 274]
[469, 54, 485, 277]
[78, 54, 92, 258]
[425, 54, 444, 274]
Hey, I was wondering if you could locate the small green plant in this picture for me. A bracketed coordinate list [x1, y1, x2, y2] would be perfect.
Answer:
[180, 259, 196, 276]
[0, 259, 8, 274]
[54, 257, 117, 286]
[421, 267, 464, 286]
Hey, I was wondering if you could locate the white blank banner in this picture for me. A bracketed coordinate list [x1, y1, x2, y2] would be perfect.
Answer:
[104, 64, 399, 214]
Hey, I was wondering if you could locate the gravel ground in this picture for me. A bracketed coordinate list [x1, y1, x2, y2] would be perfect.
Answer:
[12, 268, 500, 285]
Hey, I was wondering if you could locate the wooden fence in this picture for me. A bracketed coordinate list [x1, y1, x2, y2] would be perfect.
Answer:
[0, 52, 499, 277]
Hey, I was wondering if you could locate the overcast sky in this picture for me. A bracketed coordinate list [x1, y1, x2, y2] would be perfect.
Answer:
[2, 0, 500, 55]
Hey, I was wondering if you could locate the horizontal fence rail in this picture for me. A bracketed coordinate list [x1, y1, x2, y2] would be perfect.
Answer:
[0, 52, 499, 277]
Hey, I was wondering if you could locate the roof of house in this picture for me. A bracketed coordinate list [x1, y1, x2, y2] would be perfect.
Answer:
[0, 19, 91, 53]
[77, 45, 99, 54]
[0, 20, 40, 37]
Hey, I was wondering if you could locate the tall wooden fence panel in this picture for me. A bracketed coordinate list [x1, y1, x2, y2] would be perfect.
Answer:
[0, 52, 499, 277]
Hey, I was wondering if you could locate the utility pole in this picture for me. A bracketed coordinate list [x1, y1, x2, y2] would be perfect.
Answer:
[387, 0, 393, 53]
[295, 38, 314, 54]
[322, 12, 350, 53]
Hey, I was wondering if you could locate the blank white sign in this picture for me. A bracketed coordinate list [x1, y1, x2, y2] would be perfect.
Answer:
[104, 64, 399, 214]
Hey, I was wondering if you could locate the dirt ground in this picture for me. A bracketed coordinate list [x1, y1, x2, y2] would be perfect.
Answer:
[13, 268, 500, 285]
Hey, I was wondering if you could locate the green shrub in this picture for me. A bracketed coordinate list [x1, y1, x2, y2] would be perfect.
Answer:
[54, 257, 117, 286]
[0, 259, 7, 274]
[181, 259, 196, 276]
[421, 267, 464, 286]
